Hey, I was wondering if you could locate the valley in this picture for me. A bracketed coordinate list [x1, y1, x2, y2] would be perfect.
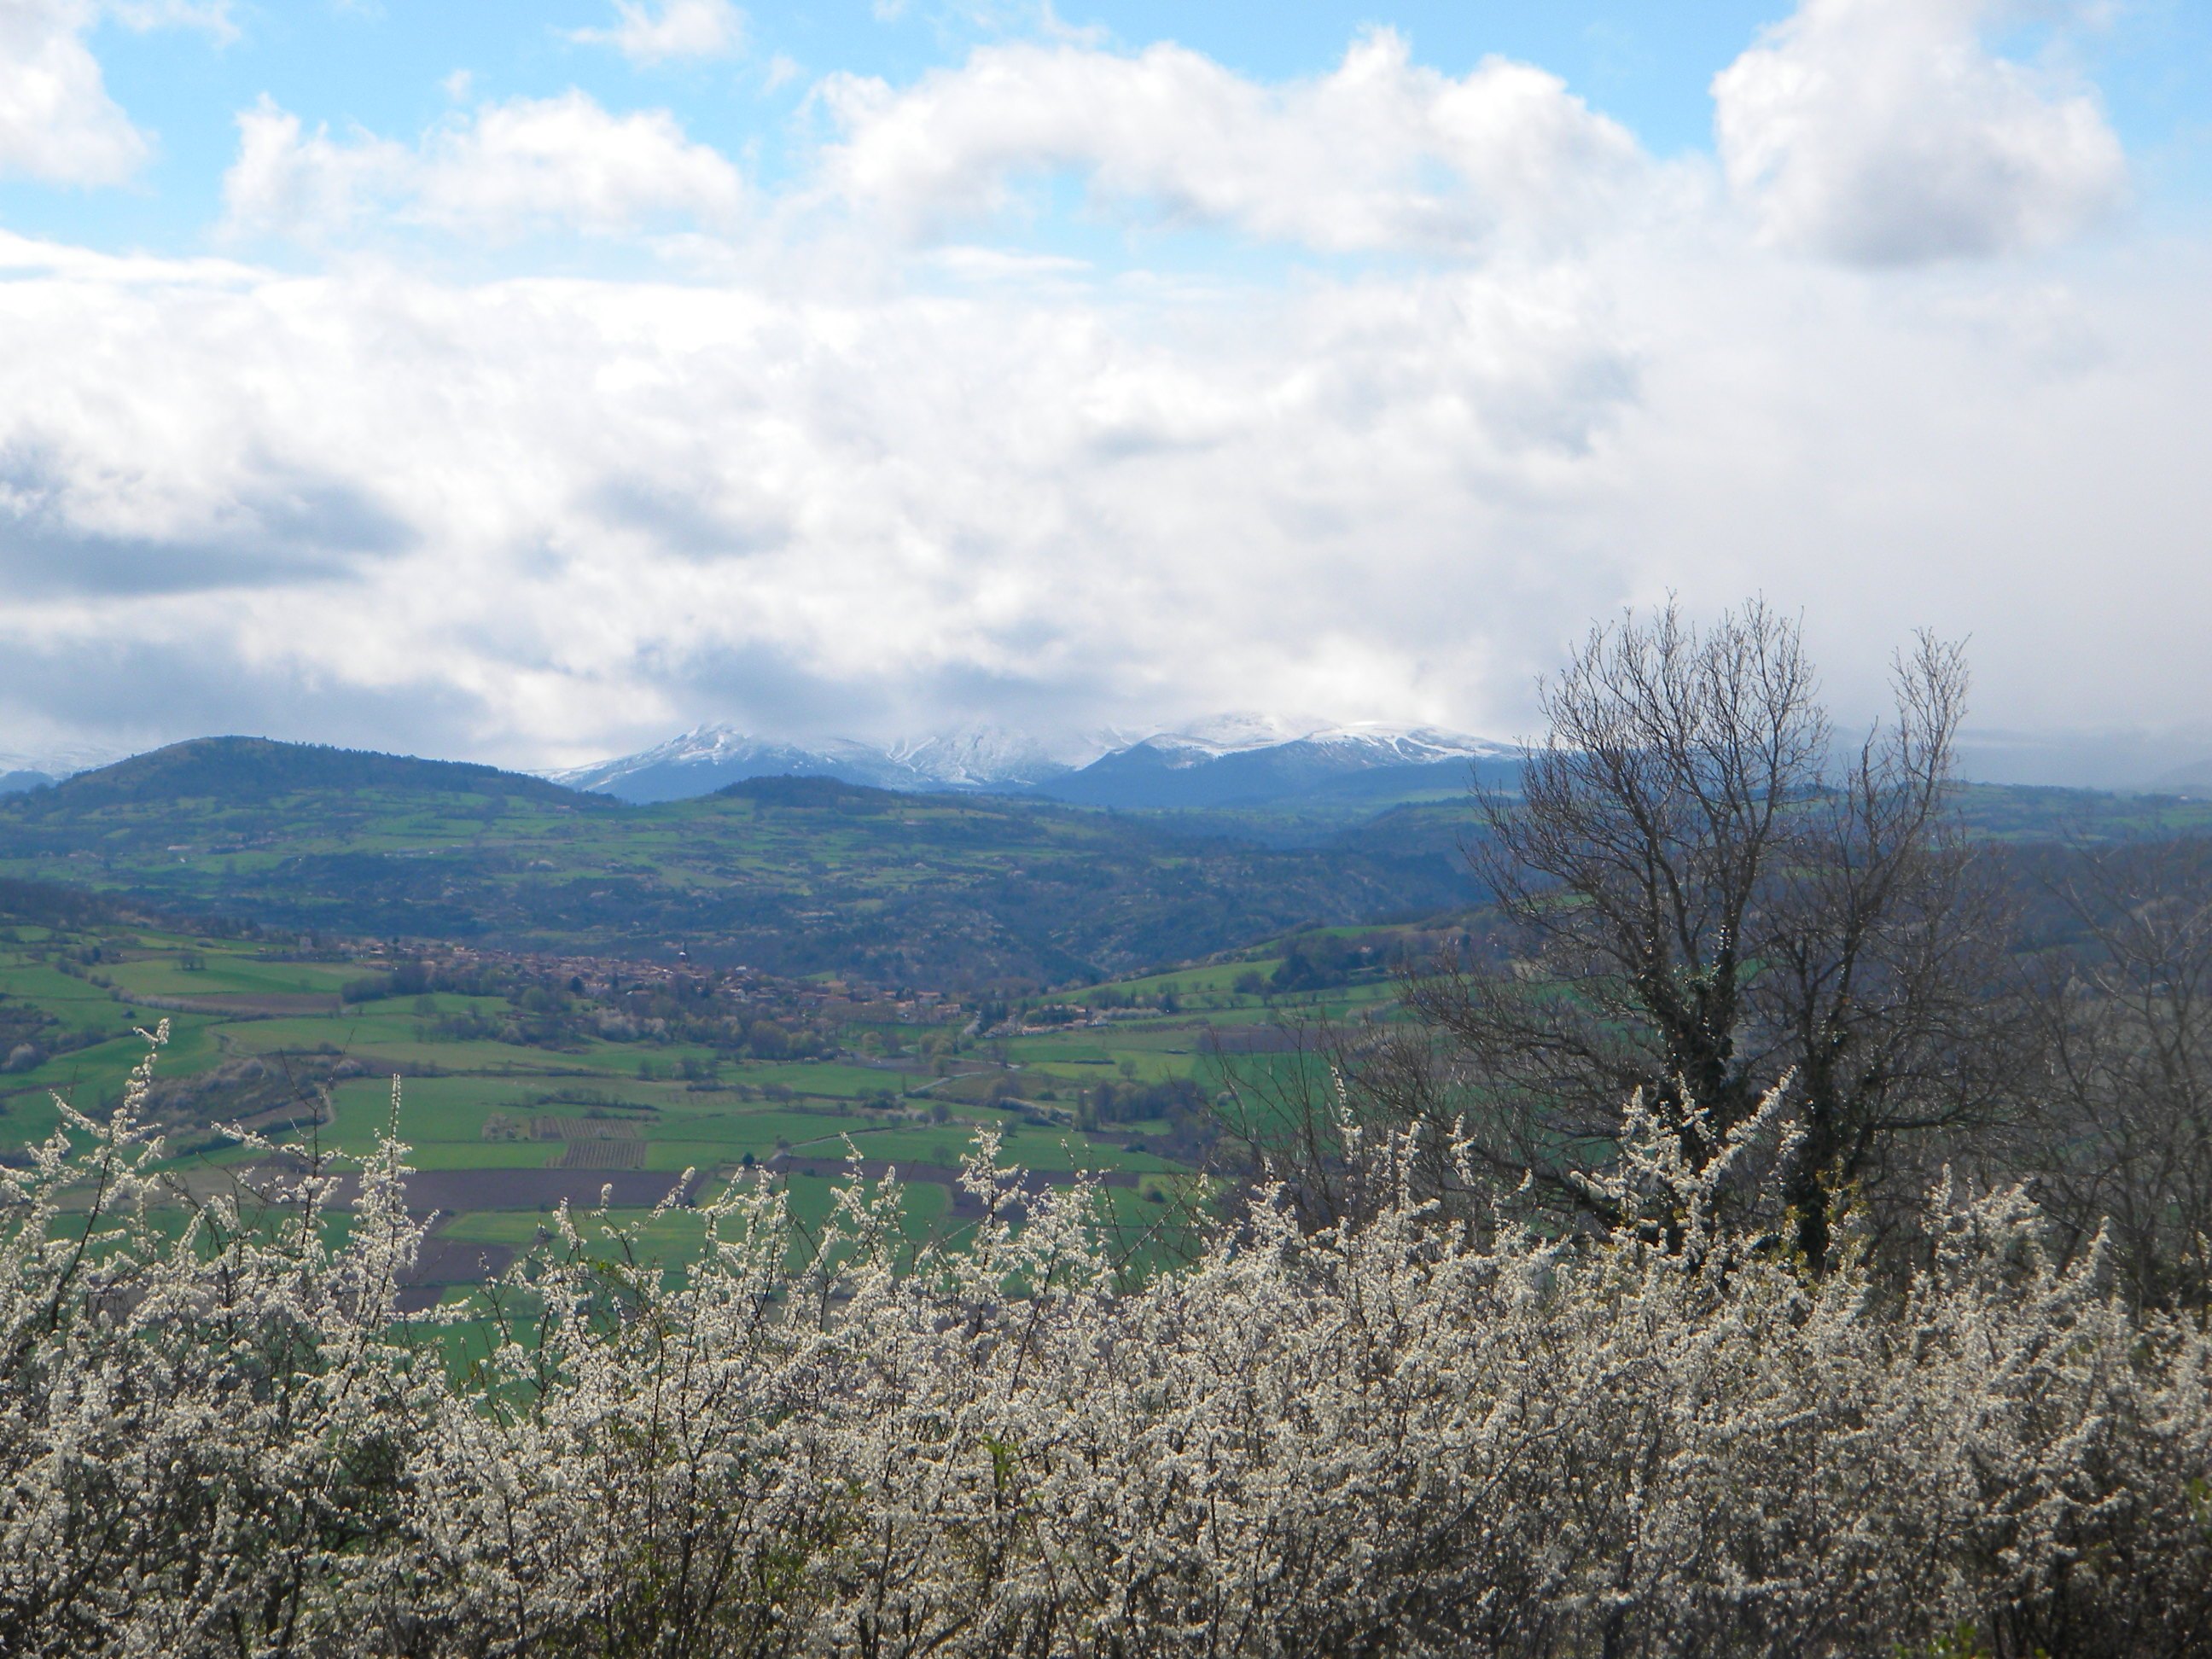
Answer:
[6, 732, 2208, 1317]
[0, 886, 1406, 1308]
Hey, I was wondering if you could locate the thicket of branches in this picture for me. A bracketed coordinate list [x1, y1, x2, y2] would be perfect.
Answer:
[2017, 836, 2212, 1311]
[5, 1033, 2211, 1657]
[1225, 602, 2212, 1318]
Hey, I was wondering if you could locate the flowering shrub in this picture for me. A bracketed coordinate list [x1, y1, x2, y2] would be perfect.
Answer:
[3, 1033, 2209, 1656]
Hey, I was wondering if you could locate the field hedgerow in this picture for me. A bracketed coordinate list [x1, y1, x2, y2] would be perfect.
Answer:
[3, 1029, 2209, 1657]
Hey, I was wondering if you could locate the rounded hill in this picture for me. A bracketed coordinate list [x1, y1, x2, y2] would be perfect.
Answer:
[0, 738, 604, 818]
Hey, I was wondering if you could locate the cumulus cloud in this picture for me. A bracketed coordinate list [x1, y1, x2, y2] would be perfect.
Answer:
[0, 224, 1646, 758]
[221, 90, 745, 242]
[1712, 0, 2125, 264]
[0, 428, 410, 598]
[0, 23, 2200, 771]
[0, 0, 150, 183]
[814, 28, 1647, 253]
[0, 226, 259, 283]
[570, 0, 743, 66]
[1, 205, 2206, 769]
[221, 98, 408, 239]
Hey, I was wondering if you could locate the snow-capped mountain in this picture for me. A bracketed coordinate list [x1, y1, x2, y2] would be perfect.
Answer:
[545, 724, 1073, 803]
[0, 742, 133, 795]
[1132, 712, 1323, 760]
[1032, 719, 1519, 810]
[882, 726, 1071, 789]
[1130, 716, 1516, 768]
[547, 717, 1516, 809]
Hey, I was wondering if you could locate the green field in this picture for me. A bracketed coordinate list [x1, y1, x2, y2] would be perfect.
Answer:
[9, 742, 2202, 1303]
[0, 907, 1395, 1295]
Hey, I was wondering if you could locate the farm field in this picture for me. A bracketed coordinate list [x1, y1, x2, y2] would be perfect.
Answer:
[0, 905, 1394, 1305]
[25, 741, 2163, 1311]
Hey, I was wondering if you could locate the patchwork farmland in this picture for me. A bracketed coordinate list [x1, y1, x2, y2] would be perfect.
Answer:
[0, 900, 1412, 1313]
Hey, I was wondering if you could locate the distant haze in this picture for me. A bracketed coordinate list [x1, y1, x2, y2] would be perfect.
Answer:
[1952, 731, 2212, 795]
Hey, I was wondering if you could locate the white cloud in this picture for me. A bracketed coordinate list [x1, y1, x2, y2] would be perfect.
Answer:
[1712, 0, 2125, 264]
[570, 0, 743, 66]
[0, 0, 150, 183]
[0, 247, 1646, 757]
[416, 92, 744, 233]
[221, 90, 745, 242]
[2, 24, 2201, 771]
[1, 206, 2206, 768]
[0, 226, 259, 284]
[814, 29, 1647, 253]
[220, 97, 410, 240]
[0, 0, 242, 186]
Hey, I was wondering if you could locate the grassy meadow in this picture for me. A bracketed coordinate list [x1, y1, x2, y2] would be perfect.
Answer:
[0, 911, 1385, 1313]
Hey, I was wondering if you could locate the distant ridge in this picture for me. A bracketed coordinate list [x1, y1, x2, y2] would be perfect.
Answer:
[2142, 757, 2212, 798]
[3, 737, 603, 816]
[716, 774, 904, 810]
[0, 736, 1490, 982]
[0, 741, 127, 785]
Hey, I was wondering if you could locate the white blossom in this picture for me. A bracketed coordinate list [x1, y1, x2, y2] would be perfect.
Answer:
[1, 1034, 2206, 1654]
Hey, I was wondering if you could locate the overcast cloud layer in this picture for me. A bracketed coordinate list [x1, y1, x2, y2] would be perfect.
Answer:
[0, 0, 2203, 771]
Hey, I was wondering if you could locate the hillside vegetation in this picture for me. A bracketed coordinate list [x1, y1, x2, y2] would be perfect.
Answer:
[8, 739, 2210, 994]
[0, 741, 1479, 984]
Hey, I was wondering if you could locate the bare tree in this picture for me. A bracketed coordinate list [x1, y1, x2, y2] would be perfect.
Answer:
[1398, 600, 2020, 1270]
[2021, 838, 2212, 1309]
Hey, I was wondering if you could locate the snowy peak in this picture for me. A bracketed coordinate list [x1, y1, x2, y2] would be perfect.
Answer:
[1032, 717, 1517, 810]
[882, 725, 1068, 789]
[1135, 715, 1513, 769]
[551, 726, 864, 777]
[544, 727, 882, 800]
[0, 742, 131, 782]
[1299, 723, 1519, 763]
[545, 723, 1073, 803]
[545, 716, 1517, 807]
[649, 727, 855, 768]
[1137, 712, 1322, 760]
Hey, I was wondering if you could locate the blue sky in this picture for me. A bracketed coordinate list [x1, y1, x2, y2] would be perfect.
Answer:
[17, 2, 2211, 249]
[2, 0, 2209, 775]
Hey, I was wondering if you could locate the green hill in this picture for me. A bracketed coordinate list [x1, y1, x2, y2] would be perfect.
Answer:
[0, 741, 1476, 987]
[3, 736, 600, 823]
[8, 741, 2208, 992]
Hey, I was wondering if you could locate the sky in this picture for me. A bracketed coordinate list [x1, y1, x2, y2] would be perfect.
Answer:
[1, 0, 2209, 776]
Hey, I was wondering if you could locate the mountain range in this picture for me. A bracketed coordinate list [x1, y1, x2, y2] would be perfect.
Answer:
[548, 717, 1521, 812]
[7, 722, 2209, 813]
[545, 724, 1074, 802]
[0, 737, 1483, 984]
[4, 735, 2212, 987]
